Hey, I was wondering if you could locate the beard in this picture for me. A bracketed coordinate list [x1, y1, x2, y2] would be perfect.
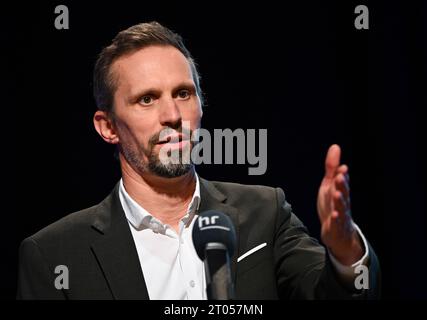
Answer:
[118, 128, 195, 179]
[147, 145, 193, 178]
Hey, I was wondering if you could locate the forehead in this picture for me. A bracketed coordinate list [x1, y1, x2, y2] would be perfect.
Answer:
[111, 45, 194, 92]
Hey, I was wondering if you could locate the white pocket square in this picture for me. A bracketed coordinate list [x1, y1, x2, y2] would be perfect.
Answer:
[237, 243, 267, 262]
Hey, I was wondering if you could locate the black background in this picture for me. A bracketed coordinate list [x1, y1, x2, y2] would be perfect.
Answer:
[3, 0, 427, 299]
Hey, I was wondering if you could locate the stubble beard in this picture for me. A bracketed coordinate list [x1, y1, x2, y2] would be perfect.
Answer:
[119, 134, 195, 179]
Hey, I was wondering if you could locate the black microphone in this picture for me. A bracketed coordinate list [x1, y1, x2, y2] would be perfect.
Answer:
[192, 210, 237, 300]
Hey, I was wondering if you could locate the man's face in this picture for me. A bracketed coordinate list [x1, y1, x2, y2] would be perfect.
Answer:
[110, 45, 203, 178]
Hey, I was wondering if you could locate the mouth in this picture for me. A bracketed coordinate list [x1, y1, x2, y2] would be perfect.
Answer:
[156, 134, 191, 152]
[157, 134, 186, 144]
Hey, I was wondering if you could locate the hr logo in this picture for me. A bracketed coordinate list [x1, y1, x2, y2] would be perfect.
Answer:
[54, 265, 69, 290]
[198, 215, 220, 229]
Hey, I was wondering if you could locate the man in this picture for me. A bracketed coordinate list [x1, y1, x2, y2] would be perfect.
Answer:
[17, 22, 380, 299]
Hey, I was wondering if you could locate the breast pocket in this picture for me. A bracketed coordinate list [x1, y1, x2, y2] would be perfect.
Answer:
[236, 243, 271, 276]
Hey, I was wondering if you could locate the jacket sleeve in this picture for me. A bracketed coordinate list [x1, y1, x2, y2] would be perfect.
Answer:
[17, 237, 66, 300]
[273, 187, 381, 299]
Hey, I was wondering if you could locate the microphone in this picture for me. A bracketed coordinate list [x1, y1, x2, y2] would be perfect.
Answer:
[192, 210, 237, 300]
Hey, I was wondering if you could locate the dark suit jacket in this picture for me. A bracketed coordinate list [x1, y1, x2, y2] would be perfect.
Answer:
[17, 178, 380, 299]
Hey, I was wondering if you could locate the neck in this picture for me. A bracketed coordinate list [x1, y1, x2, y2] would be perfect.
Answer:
[120, 157, 197, 228]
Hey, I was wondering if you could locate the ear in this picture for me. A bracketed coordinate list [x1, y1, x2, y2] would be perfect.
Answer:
[198, 98, 203, 118]
[93, 110, 119, 144]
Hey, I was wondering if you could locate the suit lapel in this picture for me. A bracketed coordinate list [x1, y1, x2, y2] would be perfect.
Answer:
[199, 178, 241, 289]
[90, 183, 149, 300]
[89, 177, 240, 300]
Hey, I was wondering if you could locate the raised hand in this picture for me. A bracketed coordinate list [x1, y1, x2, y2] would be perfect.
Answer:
[317, 144, 363, 265]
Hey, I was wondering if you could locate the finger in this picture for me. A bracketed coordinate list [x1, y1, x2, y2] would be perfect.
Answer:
[325, 144, 341, 179]
[337, 165, 350, 188]
[334, 189, 353, 226]
[334, 173, 350, 202]
[333, 191, 347, 219]
[334, 190, 353, 229]
[335, 164, 350, 195]
[327, 182, 336, 211]
[337, 164, 348, 176]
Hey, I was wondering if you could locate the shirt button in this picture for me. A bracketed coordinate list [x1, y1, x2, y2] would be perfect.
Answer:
[189, 280, 195, 288]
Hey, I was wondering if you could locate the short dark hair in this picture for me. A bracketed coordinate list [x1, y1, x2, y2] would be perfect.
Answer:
[93, 21, 203, 113]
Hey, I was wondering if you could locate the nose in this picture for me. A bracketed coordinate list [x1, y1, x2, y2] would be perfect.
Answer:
[159, 97, 182, 129]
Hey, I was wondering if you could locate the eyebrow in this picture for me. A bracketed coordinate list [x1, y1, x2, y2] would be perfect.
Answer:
[128, 81, 197, 104]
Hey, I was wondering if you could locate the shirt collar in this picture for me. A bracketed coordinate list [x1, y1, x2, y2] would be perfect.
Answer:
[119, 173, 201, 232]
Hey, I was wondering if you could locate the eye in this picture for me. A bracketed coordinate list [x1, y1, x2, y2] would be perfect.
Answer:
[139, 95, 154, 106]
[177, 89, 191, 100]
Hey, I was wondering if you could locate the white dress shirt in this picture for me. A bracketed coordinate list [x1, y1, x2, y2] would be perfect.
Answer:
[119, 175, 205, 300]
[119, 175, 369, 299]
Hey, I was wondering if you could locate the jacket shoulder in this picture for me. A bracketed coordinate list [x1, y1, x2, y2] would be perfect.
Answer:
[28, 204, 100, 245]
[209, 180, 282, 207]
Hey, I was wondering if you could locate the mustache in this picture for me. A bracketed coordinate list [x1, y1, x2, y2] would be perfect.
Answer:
[148, 126, 193, 147]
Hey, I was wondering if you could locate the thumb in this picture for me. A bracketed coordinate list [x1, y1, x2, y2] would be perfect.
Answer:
[324, 144, 341, 179]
